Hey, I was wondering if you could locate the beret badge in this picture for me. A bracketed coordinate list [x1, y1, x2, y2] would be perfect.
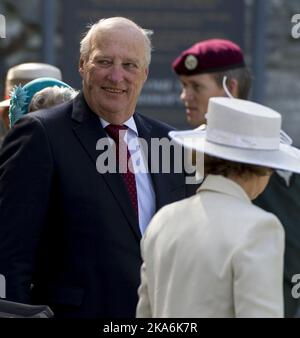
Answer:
[184, 55, 198, 70]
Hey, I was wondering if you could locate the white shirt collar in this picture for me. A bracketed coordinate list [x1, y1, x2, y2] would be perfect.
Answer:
[99, 116, 138, 136]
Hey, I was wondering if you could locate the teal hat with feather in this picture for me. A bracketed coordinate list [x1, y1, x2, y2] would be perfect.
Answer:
[9, 77, 72, 127]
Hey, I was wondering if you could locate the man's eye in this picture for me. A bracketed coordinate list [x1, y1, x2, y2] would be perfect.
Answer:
[123, 63, 137, 69]
[96, 60, 111, 66]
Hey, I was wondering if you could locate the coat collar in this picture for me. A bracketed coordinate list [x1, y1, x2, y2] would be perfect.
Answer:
[197, 174, 251, 203]
[71, 91, 93, 123]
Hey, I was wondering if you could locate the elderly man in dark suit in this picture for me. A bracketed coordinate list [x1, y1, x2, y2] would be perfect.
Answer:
[0, 17, 193, 318]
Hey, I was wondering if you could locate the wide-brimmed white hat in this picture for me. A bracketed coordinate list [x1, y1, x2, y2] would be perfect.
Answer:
[170, 97, 300, 174]
[0, 63, 62, 108]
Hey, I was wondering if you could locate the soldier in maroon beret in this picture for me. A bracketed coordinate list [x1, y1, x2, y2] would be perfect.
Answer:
[172, 39, 252, 127]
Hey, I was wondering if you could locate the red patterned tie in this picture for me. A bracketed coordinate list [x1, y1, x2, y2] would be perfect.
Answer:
[105, 125, 139, 220]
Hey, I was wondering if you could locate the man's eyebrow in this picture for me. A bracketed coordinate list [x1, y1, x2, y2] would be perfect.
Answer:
[92, 55, 140, 64]
[182, 79, 205, 87]
[93, 53, 109, 58]
[123, 57, 140, 64]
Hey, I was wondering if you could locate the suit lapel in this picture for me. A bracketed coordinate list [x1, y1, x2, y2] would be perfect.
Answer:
[71, 93, 141, 239]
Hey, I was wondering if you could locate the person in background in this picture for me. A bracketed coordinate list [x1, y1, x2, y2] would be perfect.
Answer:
[254, 145, 300, 317]
[29, 86, 77, 113]
[171, 39, 252, 182]
[8, 77, 77, 127]
[136, 97, 300, 318]
[0, 17, 194, 318]
[0, 63, 62, 144]
[173, 39, 300, 317]
[172, 38, 252, 127]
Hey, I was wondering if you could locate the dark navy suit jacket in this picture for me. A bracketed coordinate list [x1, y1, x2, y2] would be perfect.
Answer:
[0, 93, 195, 317]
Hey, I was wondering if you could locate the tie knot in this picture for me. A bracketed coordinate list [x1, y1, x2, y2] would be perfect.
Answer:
[105, 124, 128, 142]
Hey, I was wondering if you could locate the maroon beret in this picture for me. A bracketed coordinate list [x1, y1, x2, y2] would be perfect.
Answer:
[172, 39, 245, 76]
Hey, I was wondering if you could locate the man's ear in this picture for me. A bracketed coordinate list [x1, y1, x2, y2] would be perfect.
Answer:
[228, 78, 239, 98]
[78, 58, 85, 77]
[143, 67, 149, 82]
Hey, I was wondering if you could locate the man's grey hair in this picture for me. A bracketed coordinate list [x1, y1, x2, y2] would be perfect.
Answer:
[29, 86, 78, 112]
[80, 17, 153, 67]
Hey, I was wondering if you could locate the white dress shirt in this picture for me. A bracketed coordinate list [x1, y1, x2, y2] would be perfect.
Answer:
[100, 117, 156, 235]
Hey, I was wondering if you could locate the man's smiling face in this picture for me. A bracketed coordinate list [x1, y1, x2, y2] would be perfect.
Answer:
[79, 25, 148, 124]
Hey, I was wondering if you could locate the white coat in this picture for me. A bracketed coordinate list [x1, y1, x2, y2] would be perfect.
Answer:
[136, 175, 285, 318]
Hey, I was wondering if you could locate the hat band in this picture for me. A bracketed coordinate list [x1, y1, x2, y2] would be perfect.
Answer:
[206, 127, 279, 150]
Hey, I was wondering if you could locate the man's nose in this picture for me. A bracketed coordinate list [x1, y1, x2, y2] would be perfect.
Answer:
[107, 65, 124, 83]
[180, 88, 192, 102]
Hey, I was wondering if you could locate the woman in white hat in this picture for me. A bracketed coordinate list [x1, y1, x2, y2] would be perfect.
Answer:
[136, 97, 300, 318]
